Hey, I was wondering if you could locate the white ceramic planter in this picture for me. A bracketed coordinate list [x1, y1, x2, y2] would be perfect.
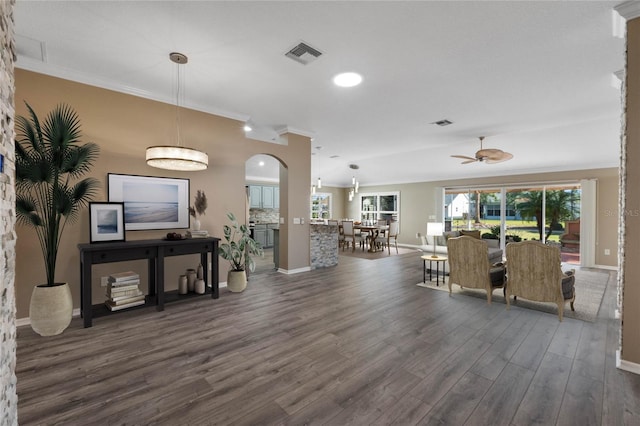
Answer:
[227, 270, 247, 293]
[29, 283, 73, 336]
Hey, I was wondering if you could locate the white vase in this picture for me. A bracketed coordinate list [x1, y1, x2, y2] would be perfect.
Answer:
[192, 218, 201, 231]
[178, 275, 188, 294]
[195, 279, 206, 294]
[197, 263, 204, 280]
[29, 283, 73, 336]
[186, 269, 196, 292]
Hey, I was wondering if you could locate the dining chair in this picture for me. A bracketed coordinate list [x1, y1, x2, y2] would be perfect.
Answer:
[341, 221, 357, 252]
[384, 221, 399, 254]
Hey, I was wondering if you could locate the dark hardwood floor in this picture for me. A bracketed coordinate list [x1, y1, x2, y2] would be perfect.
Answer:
[16, 252, 640, 425]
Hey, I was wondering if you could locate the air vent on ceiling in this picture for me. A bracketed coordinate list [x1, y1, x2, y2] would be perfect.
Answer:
[432, 119, 453, 127]
[285, 42, 323, 65]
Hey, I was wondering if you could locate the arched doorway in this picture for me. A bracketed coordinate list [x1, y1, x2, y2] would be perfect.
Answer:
[245, 154, 284, 274]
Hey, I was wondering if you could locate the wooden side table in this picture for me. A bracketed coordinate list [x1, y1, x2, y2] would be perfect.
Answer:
[421, 255, 448, 286]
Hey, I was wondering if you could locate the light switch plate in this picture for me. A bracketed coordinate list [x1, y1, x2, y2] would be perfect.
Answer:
[293, 217, 301, 225]
[280, 217, 285, 224]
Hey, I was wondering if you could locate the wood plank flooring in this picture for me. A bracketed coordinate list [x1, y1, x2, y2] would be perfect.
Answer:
[15, 252, 640, 425]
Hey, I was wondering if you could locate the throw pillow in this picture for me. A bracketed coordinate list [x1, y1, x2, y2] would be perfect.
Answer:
[460, 229, 481, 239]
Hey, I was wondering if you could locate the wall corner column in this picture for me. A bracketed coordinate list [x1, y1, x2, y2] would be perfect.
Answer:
[615, 1, 640, 373]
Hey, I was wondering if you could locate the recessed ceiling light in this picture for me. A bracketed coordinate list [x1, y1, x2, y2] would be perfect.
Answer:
[333, 72, 362, 88]
[259, 161, 265, 166]
[244, 124, 252, 132]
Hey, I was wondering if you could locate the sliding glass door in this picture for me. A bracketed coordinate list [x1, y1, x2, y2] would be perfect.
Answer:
[445, 183, 581, 264]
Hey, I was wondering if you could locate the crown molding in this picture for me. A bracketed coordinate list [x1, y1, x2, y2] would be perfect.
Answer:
[615, 1, 640, 21]
[15, 56, 249, 122]
[276, 126, 315, 138]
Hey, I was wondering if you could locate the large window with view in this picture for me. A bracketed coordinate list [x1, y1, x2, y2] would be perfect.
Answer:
[444, 184, 581, 265]
[359, 192, 399, 224]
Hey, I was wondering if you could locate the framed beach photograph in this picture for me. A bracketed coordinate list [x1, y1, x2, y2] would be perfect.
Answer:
[108, 173, 190, 231]
[89, 202, 125, 243]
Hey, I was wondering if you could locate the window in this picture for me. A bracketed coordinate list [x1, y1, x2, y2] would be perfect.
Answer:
[359, 191, 399, 223]
[310, 193, 331, 219]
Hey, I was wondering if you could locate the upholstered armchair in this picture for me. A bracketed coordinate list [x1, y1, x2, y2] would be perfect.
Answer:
[505, 241, 576, 321]
[447, 236, 506, 303]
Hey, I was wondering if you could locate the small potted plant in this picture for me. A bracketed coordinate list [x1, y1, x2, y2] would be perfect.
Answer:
[189, 190, 207, 231]
[219, 212, 263, 292]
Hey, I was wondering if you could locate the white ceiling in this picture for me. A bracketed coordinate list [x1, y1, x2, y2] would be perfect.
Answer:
[14, 1, 625, 187]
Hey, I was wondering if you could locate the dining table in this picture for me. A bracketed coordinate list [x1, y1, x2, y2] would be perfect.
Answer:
[354, 224, 389, 253]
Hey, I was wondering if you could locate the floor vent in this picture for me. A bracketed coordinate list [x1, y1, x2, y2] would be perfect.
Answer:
[285, 42, 323, 65]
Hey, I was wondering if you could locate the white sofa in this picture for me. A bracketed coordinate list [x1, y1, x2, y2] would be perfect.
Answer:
[417, 230, 504, 265]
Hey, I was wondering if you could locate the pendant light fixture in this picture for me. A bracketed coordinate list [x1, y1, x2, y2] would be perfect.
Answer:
[146, 52, 209, 171]
[348, 164, 359, 201]
[315, 146, 322, 189]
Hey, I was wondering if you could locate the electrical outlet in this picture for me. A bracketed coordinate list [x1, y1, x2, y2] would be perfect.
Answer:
[101, 276, 110, 287]
[604, 249, 611, 255]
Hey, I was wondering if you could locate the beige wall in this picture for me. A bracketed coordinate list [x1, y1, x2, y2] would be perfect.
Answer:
[14, 69, 311, 319]
[343, 168, 619, 268]
[621, 18, 640, 366]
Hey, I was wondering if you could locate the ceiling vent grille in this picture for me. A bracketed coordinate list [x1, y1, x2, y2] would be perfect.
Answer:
[432, 119, 453, 127]
[285, 42, 323, 65]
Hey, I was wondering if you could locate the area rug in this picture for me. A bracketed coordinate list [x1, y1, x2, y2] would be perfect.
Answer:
[416, 268, 612, 322]
[339, 246, 419, 260]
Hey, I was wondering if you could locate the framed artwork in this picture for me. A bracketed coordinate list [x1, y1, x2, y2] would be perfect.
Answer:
[108, 173, 190, 231]
[89, 202, 125, 243]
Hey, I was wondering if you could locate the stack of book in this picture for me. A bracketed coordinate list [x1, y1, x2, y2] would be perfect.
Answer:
[105, 271, 145, 311]
[186, 230, 209, 238]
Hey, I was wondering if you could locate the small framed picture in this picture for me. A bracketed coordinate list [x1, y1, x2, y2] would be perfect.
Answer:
[89, 202, 125, 243]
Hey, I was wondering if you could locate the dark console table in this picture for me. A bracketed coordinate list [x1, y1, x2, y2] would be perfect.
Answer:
[78, 237, 219, 328]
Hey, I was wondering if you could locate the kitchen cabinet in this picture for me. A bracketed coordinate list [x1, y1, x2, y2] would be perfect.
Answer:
[253, 224, 267, 248]
[262, 186, 275, 208]
[249, 186, 263, 208]
[267, 223, 278, 248]
[248, 185, 279, 209]
[253, 223, 278, 248]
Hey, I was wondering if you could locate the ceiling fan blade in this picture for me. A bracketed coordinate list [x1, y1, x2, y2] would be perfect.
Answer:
[476, 148, 503, 158]
[485, 152, 514, 164]
[451, 154, 477, 161]
[461, 159, 477, 164]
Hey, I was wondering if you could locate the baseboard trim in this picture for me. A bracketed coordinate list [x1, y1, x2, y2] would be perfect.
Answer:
[616, 349, 640, 375]
[277, 266, 311, 274]
[593, 264, 617, 271]
[16, 308, 82, 328]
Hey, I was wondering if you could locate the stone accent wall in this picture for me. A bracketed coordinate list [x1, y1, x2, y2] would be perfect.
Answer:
[310, 224, 338, 269]
[0, 0, 18, 424]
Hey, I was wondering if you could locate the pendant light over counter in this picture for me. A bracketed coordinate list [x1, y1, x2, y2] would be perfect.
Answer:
[348, 163, 360, 202]
[146, 52, 209, 172]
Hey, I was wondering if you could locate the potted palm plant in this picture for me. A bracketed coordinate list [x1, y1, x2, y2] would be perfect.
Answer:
[15, 103, 100, 336]
[219, 212, 263, 292]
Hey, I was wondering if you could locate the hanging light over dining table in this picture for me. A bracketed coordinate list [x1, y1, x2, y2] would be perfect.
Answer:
[146, 52, 209, 171]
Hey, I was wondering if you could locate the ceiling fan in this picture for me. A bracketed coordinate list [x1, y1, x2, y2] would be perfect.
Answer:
[451, 136, 513, 164]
